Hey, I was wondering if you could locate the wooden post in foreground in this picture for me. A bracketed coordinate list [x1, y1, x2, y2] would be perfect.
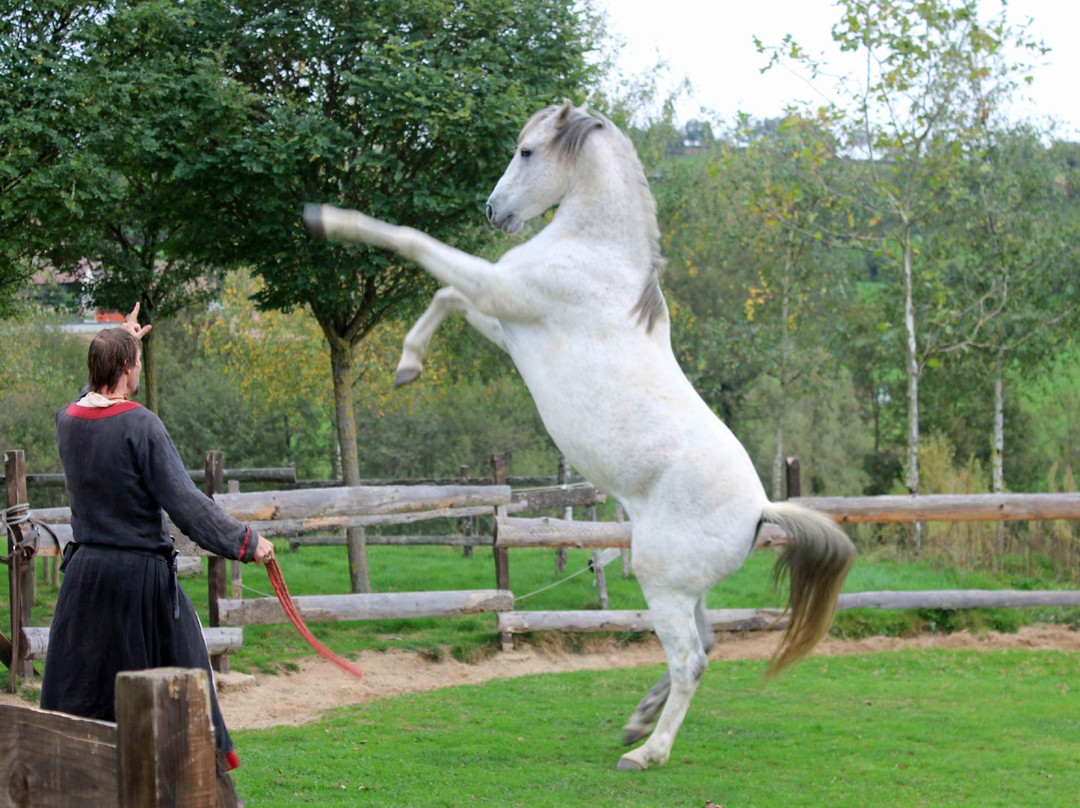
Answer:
[491, 453, 513, 651]
[204, 452, 228, 674]
[115, 668, 217, 808]
[5, 450, 34, 689]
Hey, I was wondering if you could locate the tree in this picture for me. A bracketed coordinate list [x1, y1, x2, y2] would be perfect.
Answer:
[1, 1, 263, 410]
[767, 0, 1047, 545]
[730, 111, 851, 497]
[929, 129, 1078, 506]
[215, 0, 601, 591]
[0, 1, 110, 316]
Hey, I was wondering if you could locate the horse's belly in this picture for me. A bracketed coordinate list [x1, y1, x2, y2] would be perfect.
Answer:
[508, 338, 754, 502]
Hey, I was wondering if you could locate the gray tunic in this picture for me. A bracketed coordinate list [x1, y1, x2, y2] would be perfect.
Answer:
[42, 399, 256, 765]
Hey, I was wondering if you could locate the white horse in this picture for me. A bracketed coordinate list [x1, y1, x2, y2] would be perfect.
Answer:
[304, 101, 854, 771]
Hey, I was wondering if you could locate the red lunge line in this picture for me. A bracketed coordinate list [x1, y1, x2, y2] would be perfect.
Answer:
[265, 559, 363, 678]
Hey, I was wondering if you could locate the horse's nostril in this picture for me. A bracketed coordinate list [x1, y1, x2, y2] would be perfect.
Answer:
[486, 204, 494, 222]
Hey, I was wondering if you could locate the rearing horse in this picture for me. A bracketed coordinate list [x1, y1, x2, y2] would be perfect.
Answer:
[305, 101, 854, 771]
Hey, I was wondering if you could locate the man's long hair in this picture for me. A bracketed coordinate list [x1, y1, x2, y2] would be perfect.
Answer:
[87, 328, 140, 393]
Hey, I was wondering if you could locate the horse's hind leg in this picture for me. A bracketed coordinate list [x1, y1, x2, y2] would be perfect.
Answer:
[396, 287, 507, 386]
[622, 596, 713, 745]
[618, 592, 708, 771]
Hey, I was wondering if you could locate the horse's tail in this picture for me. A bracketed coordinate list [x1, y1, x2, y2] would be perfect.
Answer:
[760, 500, 855, 679]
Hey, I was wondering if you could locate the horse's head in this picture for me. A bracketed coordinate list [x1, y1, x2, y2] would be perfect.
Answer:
[486, 100, 605, 234]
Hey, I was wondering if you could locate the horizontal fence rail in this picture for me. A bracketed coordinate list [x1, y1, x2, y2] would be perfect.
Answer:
[20, 627, 242, 661]
[218, 590, 514, 626]
[2, 465, 298, 489]
[793, 492, 1080, 523]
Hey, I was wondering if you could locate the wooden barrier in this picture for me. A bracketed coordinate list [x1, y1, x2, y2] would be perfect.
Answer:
[9, 450, 513, 683]
[0, 667, 217, 808]
[792, 492, 1080, 523]
[10, 444, 1080, 669]
[218, 589, 514, 626]
[1, 465, 297, 489]
[494, 515, 788, 549]
[495, 515, 631, 548]
[498, 608, 784, 635]
[21, 627, 243, 661]
[497, 589, 1080, 636]
[5, 451, 34, 690]
[30, 484, 513, 538]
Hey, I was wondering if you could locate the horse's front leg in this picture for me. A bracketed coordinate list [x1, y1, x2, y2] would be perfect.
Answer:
[397, 287, 508, 387]
[305, 204, 506, 314]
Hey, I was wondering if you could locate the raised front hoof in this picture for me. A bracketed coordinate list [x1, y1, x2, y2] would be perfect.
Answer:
[623, 726, 651, 746]
[617, 751, 649, 771]
[302, 204, 326, 238]
[394, 367, 421, 387]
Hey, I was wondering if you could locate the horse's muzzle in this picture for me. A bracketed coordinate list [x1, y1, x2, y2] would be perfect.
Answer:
[486, 203, 521, 234]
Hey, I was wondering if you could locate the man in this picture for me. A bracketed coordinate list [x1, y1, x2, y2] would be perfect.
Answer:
[41, 304, 274, 806]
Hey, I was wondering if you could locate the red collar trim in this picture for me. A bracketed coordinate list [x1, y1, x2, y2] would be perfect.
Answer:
[65, 401, 143, 420]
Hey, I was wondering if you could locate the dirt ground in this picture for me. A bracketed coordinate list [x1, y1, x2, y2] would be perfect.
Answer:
[214, 624, 1080, 730]
[4, 625, 1076, 730]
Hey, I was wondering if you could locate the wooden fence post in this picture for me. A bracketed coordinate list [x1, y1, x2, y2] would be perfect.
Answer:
[459, 465, 474, 559]
[491, 453, 513, 651]
[5, 450, 35, 690]
[785, 457, 801, 500]
[204, 451, 228, 674]
[616, 502, 631, 577]
[227, 479, 243, 599]
[115, 667, 217, 808]
[555, 455, 571, 573]
[588, 503, 609, 609]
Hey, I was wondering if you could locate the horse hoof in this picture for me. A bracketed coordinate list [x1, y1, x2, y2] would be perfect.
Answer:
[623, 727, 650, 746]
[394, 368, 421, 387]
[617, 753, 648, 772]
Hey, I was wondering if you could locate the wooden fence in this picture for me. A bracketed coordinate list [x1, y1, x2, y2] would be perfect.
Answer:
[6, 449, 1080, 689]
[0, 667, 219, 808]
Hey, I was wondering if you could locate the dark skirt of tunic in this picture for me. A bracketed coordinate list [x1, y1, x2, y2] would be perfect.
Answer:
[39, 544, 233, 757]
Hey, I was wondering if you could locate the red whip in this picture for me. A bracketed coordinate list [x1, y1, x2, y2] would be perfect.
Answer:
[266, 558, 363, 678]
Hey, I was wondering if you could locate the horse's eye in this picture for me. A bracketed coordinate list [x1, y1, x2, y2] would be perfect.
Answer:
[520, 148, 532, 158]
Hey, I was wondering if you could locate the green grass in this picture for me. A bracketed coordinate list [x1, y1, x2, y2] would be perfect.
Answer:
[229, 648, 1080, 807]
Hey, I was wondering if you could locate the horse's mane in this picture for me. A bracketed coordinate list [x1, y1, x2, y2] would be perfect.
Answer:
[530, 103, 668, 333]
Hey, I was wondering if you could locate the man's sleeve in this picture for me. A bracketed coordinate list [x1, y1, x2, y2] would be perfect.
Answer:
[142, 414, 257, 562]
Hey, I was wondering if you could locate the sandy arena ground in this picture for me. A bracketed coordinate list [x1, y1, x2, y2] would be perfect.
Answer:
[211, 624, 1080, 730]
[3, 626, 1077, 728]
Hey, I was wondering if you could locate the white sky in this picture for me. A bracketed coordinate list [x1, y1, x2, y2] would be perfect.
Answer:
[596, 0, 1079, 138]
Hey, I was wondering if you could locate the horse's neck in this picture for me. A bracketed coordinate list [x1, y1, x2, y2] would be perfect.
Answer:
[553, 151, 654, 258]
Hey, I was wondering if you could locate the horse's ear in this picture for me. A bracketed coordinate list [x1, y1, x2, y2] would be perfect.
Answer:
[556, 99, 574, 126]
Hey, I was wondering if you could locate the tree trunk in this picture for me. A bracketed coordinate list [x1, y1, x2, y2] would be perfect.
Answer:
[328, 338, 370, 593]
[993, 350, 1006, 552]
[141, 325, 159, 414]
[901, 226, 922, 550]
[992, 352, 1005, 494]
[771, 231, 795, 500]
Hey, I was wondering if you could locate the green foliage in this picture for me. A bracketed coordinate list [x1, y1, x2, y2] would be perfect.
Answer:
[740, 368, 874, 496]
[0, 310, 88, 475]
[1016, 341, 1080, 488]
[0, 1, 111, 316]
